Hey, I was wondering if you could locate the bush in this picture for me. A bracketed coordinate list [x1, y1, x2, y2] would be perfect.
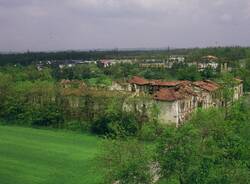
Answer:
[91, 112, 138, 137]
[91, 116, 112, 135]
[31, 103, 64, 128]
[65, 120, 90, 132]
[99, 139, 154, 184]
[138, 122, 163, 141]
[86, 76, 112, 87]
[157, 105, 250, 184]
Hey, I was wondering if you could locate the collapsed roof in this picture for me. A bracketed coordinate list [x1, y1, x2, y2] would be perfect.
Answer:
[129, 76, 224, 102]
[193, 80, 220, 92]
[128, 76, 188, 87]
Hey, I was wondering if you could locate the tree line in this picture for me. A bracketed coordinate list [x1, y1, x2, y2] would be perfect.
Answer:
[1, 47, 249, 65]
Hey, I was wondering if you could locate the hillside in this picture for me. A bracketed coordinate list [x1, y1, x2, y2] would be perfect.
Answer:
[0, 125, 102, 184]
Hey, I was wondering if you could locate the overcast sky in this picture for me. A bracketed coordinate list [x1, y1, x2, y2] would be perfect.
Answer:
[0, 0, 250, 52]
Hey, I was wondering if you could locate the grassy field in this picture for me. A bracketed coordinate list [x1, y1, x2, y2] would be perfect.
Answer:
[0, 125, 103, 184]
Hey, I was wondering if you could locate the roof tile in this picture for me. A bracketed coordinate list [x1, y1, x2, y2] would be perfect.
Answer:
[193, 80, 220, 92]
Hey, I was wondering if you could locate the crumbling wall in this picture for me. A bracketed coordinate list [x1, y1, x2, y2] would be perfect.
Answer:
[233, 83, 244, 101]
[157, 101, 178, 125]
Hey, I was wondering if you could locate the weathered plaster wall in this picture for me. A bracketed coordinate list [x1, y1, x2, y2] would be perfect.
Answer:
[157, 101, 178, 125]
[109, 82, 131, 91]
[233, 83, 244, 101]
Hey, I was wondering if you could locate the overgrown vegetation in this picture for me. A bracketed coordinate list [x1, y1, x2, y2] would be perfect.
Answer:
[99, 139, 154, 184]
[99, 99, 250, 184]
[0, 47, 250, 183]
[157, 99, 250, 183]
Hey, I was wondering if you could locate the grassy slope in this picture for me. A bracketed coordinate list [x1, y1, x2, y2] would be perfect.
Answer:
[0, 125, 102, 184]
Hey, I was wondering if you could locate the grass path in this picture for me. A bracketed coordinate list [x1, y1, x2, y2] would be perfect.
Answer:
[0, 125, 102, 184]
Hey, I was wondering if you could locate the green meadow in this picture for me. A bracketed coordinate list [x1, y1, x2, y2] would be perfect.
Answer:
[0, 125, 102, 184]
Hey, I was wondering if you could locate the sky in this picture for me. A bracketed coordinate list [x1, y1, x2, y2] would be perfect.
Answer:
[0, 0, 250, 52]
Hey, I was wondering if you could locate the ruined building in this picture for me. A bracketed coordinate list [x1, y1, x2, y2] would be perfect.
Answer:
[128, 76, 243, 126]
[58, 77, 243, 127]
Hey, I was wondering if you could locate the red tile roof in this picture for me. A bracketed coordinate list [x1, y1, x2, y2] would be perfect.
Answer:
[153, 81, 184, 87]
[129, 76, 221, 96]
[179, 85, 198, 96]
[154, 88, 184, 101]
[128, 76, 150, 85]
[148, 80, 161, 85]
[128, 76, 188, 87]
[193, 80, 220, 92]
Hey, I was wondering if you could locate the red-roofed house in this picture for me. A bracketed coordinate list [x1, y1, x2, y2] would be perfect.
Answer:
[128, 76, 151, 93]
[153, 86, 198, 126]
[192, 80, 221, 108]
[128, 76, 189, 94]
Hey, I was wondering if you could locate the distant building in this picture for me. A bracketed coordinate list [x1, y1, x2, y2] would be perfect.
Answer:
[197, 55, 219, 71]
[164, 55, 185, 68]
[139, 62, 166, 68]
[82, 60, 97, 64]
[169, 55, 185, 62]
[188, 55, 232, 73]
[98, 60, 113, 68]
[138, 56, 186, 69]
[98, 59, 133, 68]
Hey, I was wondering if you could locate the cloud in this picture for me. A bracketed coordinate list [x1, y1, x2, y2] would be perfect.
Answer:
[0, 0, 249, 51]
[0, 0, 31, 8]
[64, 0, 197, 19]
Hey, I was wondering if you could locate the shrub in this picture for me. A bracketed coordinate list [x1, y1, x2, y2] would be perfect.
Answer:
[91, 112, 138, 137]
[138, 122, 163, 141]
[31, 103, 64, 128]
[99, 139, 153, 184]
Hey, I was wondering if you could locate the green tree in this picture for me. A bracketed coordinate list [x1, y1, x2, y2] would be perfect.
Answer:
[31, 102, 64, 128]
[157, 107, 250, 184]
[201, 66, 217, 79]
[99, 139, 153, 184]
[177, 65, 202, 81]
[217, 73, 236, 117]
